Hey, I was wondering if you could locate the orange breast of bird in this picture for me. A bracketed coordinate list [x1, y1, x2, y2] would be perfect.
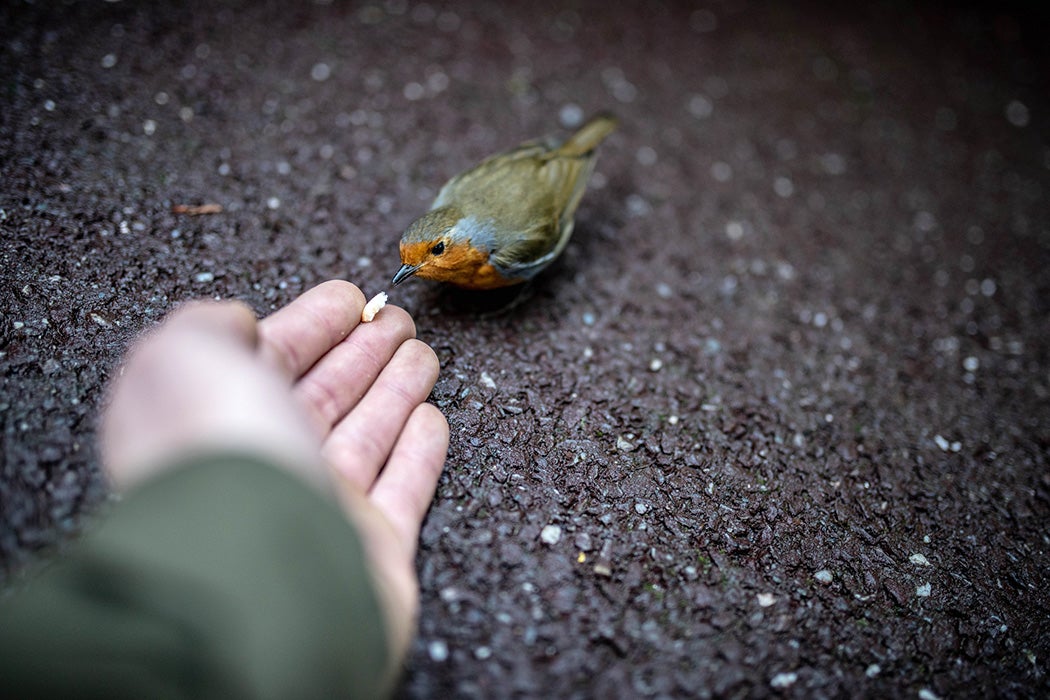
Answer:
[399, 240, 521, 290]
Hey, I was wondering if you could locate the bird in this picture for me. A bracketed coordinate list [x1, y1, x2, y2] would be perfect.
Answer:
[391, 114, 617, 290]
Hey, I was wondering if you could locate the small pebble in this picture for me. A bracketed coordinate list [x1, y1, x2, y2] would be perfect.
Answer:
[769, 672, 798, 689]
[814, 569, 833, 584]
[616, 435, 635, 452]
[1004, 100, 1029, 128]
[820, 152, 847, 175]
[625, 193, 650, 217]
[310, 62, 331, 81]
[909, 553, 931, 566]
[933, 434, 950, 451]
[428, 640, 449, 662]
[540, 524, 562, 545]
[574, 532, 593, 551]
[688, 93, 713, 118]
[559, 103, 584, 128]
[865, 664, 881, 678]
[757, 593, 777, 607]
[403, 81, 425, 100]
[916, 582, 932, 597]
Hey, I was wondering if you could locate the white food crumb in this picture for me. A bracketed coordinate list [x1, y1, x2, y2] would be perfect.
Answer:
[361, 291, 388, 323]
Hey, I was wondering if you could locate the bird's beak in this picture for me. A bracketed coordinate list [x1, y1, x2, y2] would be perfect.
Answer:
[392, 262, 422, 286]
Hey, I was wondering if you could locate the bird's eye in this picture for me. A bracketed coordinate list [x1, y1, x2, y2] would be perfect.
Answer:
[431, 242, 445, 255]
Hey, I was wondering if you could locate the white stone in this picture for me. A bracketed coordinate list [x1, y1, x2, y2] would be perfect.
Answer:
[428, 640, 449, 662]
[770, 672, 797, 689]
[540, 525, 562, 545]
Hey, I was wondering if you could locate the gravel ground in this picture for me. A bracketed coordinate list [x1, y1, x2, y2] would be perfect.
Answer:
[2, 1, 1049, 697]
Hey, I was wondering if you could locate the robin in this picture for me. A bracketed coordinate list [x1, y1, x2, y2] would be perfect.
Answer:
[391, 114, 617, 290]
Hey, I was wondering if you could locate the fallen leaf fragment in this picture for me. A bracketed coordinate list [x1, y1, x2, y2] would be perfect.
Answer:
[172, 203, 223, 215]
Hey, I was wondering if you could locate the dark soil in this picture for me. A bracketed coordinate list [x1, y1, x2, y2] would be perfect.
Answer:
[3, 1, 1049, 697]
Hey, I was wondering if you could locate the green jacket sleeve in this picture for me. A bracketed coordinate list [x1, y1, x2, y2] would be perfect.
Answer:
[0, 454, 390, 700]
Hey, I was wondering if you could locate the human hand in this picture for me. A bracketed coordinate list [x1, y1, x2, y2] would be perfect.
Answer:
[100, 280, 449, 672]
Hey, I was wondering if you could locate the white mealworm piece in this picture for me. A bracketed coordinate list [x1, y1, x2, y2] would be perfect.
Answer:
[361, 291, 388, 323]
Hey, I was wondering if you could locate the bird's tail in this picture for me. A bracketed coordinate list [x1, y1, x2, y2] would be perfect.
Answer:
[556, 114, 618, 157]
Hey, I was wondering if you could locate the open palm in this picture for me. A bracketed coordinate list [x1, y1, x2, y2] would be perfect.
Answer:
[101, 280, 449, 673]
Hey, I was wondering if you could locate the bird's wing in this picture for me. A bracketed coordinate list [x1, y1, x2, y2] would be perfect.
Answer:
[432, 142, 549, 209]
[537, 152, 598, 232]
[488, 216, 565, 280]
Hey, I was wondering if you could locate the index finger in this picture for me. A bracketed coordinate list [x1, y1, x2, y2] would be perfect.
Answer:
[258, 280, 367, 379]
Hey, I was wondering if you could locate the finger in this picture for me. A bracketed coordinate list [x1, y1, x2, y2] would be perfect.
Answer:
[367, 403, 449, 561]
[101, 301, 328, 491]
[321, 339, 440, 489]
[293, 304, 417, 432]
[111, 300, 259, 412]
[152, 300, 259, 349]
[257, 280, 366, 379]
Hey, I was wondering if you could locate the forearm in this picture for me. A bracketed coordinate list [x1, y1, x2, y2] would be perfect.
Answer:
[0, 454, 391, 700]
